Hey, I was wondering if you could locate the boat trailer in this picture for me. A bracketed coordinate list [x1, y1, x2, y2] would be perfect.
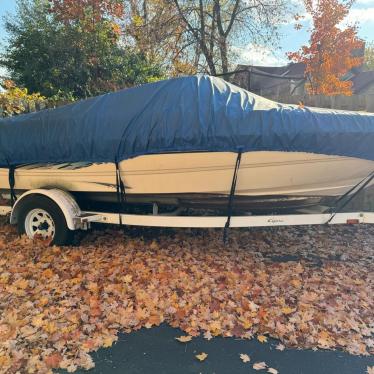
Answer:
[1, 188, 373, 246]
[1, 155, 374, 245]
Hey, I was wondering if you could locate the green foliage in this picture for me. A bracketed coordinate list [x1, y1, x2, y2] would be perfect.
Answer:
[0, 0, 165, 99]
[0, 79, 46, 117]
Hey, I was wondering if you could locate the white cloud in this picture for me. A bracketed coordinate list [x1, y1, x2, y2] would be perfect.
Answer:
[356, 0, 374, 5]
[345, 7, 374, 25]
[232, 44, 287, 67]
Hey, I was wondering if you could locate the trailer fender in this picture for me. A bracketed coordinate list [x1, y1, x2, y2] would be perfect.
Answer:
[10, 189, 81, 230]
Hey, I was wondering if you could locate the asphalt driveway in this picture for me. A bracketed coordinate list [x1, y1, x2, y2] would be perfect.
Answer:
[71, 324, 374, 374]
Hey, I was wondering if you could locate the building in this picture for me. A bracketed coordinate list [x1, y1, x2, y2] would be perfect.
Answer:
[231, 62, 306, 97]
[230, 62, 374, 96]
[351, 70, 374, 95]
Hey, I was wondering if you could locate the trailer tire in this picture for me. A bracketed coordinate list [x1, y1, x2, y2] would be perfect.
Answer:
[17, 195, 73, 246]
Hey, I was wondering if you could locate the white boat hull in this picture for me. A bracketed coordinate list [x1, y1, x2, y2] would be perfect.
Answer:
[1, 151, 373, 212]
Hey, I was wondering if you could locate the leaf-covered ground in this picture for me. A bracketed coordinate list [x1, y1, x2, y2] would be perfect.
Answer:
[0, 218, 373, 373]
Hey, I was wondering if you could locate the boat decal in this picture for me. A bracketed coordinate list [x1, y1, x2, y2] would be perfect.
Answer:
[267, 218, 284, 224]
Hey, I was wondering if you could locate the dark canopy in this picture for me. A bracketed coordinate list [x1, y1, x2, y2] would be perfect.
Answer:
[1, 75, 374, 167]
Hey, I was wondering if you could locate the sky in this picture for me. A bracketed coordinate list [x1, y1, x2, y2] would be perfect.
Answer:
[0, 0, 373, 75]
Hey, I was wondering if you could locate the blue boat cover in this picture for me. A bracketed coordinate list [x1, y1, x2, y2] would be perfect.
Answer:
[1, 75, 374, 167]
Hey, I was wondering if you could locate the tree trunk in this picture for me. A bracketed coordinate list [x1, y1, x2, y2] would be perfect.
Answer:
[202, 44, 217, 75]
[219, 36, 228, 74]
[197, 0, 216, 75]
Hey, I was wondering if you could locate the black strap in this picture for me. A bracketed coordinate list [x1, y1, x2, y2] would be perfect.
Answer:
[326, 169, 374, 224]
[8, 165, 17, 207]
[115, 161, 126, 225]
[223, 150, 242, 243]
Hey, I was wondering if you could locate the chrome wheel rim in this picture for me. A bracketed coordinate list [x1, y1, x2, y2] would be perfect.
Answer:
[24, 209, 55, 240]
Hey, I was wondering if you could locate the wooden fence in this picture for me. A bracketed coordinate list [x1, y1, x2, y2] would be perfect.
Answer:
[266, 94, 374, 113]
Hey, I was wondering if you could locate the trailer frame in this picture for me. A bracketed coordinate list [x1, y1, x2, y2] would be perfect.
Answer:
[1, 188, 373, 244]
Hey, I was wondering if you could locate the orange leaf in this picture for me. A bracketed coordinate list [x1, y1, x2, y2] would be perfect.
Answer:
[42, 268, 54, 279]
[257, 335, 268, 343]
[175, 335, 192, 343]
[44, 353, 63, 368]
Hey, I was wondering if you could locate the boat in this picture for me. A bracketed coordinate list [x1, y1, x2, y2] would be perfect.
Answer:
[1, 150, 373, 213]
[1, 75, 374, 215]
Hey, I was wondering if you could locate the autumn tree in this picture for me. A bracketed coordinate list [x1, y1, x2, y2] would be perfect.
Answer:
[1, 0, 164, 99]
[288, 0, 364, 96]
[125, 0, 196, 76]
[48, 0, 124, 25]
[144, 0, 291, 75]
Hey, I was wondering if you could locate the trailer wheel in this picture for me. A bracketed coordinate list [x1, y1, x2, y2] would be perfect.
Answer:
[17, 195, 73, 246]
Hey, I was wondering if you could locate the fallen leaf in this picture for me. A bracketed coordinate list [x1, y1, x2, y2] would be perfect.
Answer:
[0, 221, 372, 373]
[195, 352, 208, 361]
[31, 314, 44, 328]
[209, 320, 222, 335]
[42, 268, 54, 279]
[257, 335, 268, 343]
[44, 353, 62, 368]
[281, 306, 295, 315]
[102, 335, 117, 348]
[87, 282, 99, 292]
[318, 330, 334, 347]
[123, 274, 132, 283]
[268, 368, 278, 374]
[203, 331, 212, 340]
[14, 278, 28, 290]
[43, 321, 57, 334]
[253, 361, 267, 370]
[239, 353, 250, 363]
[290, 279, 301, 288]
[66, 362, 77, 372]
[175, 335, 192, 343]
[38, 296, 49, 306]
[149, 241, 159, 250]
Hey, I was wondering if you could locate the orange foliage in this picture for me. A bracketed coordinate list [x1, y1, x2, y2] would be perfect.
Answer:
[48, 0, 124, 24]
[288, 0, 364, 96]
